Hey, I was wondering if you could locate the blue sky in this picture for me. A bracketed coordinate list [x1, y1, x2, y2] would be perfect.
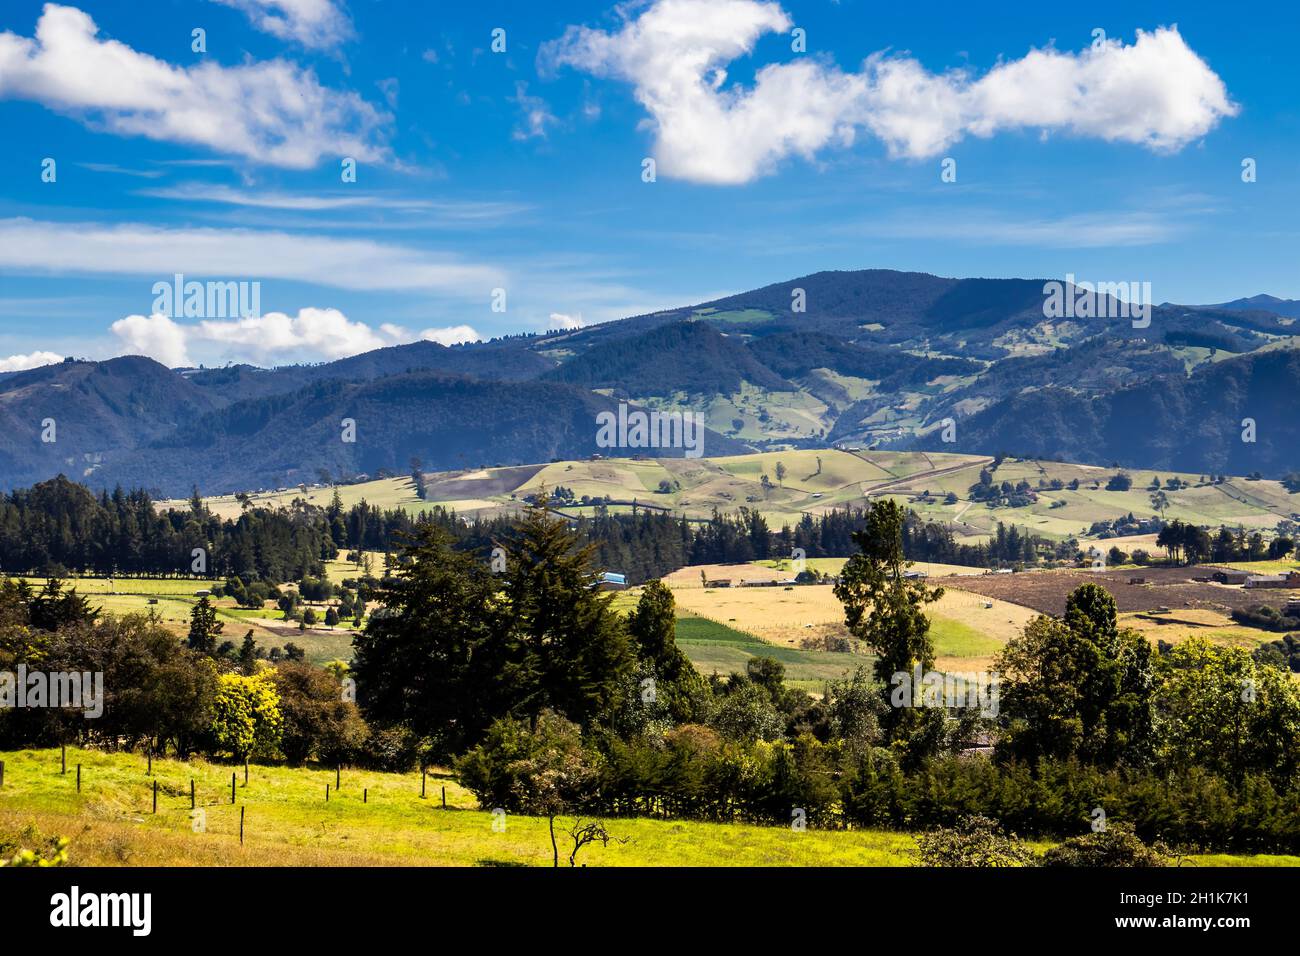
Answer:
[0, 0, 1294, 370]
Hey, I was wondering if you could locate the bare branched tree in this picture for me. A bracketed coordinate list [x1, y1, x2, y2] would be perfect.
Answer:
[562, 818, 629, 867]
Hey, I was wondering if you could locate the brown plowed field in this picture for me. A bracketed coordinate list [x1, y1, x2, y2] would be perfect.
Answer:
[933, 565, 1298, 616]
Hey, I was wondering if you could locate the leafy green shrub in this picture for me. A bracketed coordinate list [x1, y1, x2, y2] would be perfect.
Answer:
[1040, 823, 1171, 867]
[913, 815, 1033, 867]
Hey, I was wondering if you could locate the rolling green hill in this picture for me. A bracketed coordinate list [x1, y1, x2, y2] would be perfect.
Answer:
[180, 448, 1300, 546]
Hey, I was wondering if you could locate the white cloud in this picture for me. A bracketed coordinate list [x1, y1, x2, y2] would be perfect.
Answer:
[542, 0, 1236, 184]
[136, 183, 532, 223]
[378, 321, 480, 346]
[111, 309, 481, 367]
[0, 4, 388, 168]
[110, 314, 193, 367]
[0, 218, 505, 293]
[0, 350, 64, 372]
[845, 209, 1180, 248]
[417, 325, 480, 346]
[377, 77, 400, 110]
[511, 82, 559, 141]
[78, 162, 164, 179]
[196, 308, 388, 361]
[210, 0, 354, 51]
[548, 312, 585, 329]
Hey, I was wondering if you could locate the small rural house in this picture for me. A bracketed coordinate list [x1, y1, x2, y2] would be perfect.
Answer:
[1245, 574, 1290, 589]
[1212, 569, 1251, 585]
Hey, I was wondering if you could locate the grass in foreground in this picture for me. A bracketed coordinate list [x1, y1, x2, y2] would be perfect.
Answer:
[0, 748, 914, 867]
[2, 749, 1293, 868]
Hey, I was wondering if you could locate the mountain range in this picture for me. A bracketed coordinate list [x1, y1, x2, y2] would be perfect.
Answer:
[3, 268, 1298, 496]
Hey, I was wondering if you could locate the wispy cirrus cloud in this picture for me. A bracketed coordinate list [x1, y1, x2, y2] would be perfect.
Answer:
[137, 183, 533, 222]
[77, 162, 165, 179]
[842, 209, 1183, 248]
[0, 4, 388, 168]
[0, 218, 505, 293]
[542, 0, 1237, 184]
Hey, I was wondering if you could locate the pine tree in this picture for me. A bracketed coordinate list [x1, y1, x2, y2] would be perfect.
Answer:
[238, 630, 258, 674]
[502, 494, 636, 727]
[188, 595, 223, 654]
[626, 580, 704, 722]
[352, 525, 514, 757]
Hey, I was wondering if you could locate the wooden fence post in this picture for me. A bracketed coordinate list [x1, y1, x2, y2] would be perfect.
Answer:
[147, 749, 152, 776]
[363, 788, 367, 804]
[152, 780, 158, 813]
[244, 762, 249, 786]
[230, 772, 236, 804]
[190, 778, 195, 810]
[240, 806, 245, 845]
[0, 760, 5, 788]
[325, 784, 330, 802]
[441, 786, 446, 809]
[336, 765, 340, 790]
[420, 768, 426, 799]
[61, 745, 66, 775]
[76, 764, 81, 792]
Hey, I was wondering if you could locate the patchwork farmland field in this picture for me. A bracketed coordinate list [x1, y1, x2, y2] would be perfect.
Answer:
[662, 567, 1038, 680]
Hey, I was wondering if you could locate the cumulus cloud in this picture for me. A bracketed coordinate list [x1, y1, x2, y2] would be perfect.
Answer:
[541, 0, 1237, 184]
[0, 4, 388, 168]
[416, 325, 480, 346]
[210, 0, 355, 51]
[548, 312, 585, 330]
[111, 309, 481, 368]
[0, 350, 64, 372]
[376, 321, 481, 347]
[110, 314, 194, 368]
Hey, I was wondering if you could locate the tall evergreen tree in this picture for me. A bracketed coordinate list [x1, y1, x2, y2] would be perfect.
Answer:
[626, 580, 705, 723]
[501, 495, 636, 728]
[351, 526, 515, 758]
[187, 595, 223, 655]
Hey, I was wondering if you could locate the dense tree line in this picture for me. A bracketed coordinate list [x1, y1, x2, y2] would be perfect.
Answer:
[0, 477, 333, 581]
[0, 476, 1051, 585]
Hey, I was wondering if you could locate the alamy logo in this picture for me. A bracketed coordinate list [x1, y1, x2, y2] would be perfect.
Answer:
[152, 273, 261, 319]
[596, 403, 705, 459]
[0, 665, 103, 718]
[1042, 273, 1151, 329]
[890, 665, 1000, 718]
[50, 886, 151, 936]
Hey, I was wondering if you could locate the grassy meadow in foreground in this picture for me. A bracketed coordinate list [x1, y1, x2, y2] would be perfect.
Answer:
[0, 748, 915, 867]
[1, 749, 1296, 868]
